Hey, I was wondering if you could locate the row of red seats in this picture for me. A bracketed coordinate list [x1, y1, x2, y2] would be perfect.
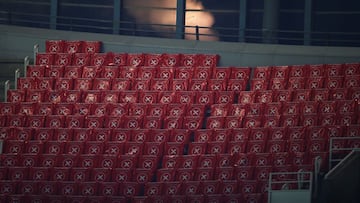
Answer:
[6, 88, 360, 106]
[1, 113, 359, 130]
[0, 181, 263, 203]
[45, 40, 102, 54]
[253, 63, 360, 79]
[36, 52, 220, 68]
[17, 77, 248, 93]
[2, 125, 358, 143]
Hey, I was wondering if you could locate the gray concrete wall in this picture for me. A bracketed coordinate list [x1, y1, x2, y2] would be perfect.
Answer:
[1, 25, 360, 67]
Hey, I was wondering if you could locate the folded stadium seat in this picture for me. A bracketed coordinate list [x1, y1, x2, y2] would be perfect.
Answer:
[127, 53, 145, 67]
[52, 128, 73, 142]
[194, 91, 214, 107]
[102, 66, 119, 79]
[65, 115, 85, 128]
[112, 168, 132, 183]
[123, 116, 143, 129]
[344, 62, 360, 75]
[25, 89, 44, 103]
[33, 128, 54, 141]
[225, 116, 243, 129]
[138, 91, 158, 104]
[180, 54, 198, 68]
[238, 180, 258, 196]
[143, 141, 164, 156]
[149, 129, 170, 143]
[234, 166, 254, 181]
[227, 79, 248, 93]
[119, 91, 138, 103]
[144, 182, 163, 197]
[311, 88, 329, 102]
[255, 90, 273, 103]
[300, 114, 319, 127]
[176, 168, 196, 182]
[197, 154, 216, 168]
[213, 67, 231, 80]
[37, 154, 57, 168]
[82, 66, 103, 78]
[247, 140, 266, 153]
[263, 102, 282, 116]
[61, 90, 82, 103]
[243, 115, 263, 128]
[69, 167, 91, 182]
[156, 67, 175, 80]
[54, 78, 73, 91]
[98, 182, 119, 197]
[170, 79, 187, 91]
[325, 76, 344, 90]
[101, 91, 119, 103]
[127, 103, 147, 117]
[143, 117, 162, 130]
[119, 66, 138, 80]
[6, 114, 26, 128]
[26, 65, 45, 78]
[109, 53, 127, 66]
[72, 53, 91, 66]
[17, 102, 36, 115]
[330, 88, 348, 100]
[43, 141, 65, 155]
[3, 140, 25, 154]
[207, 141, 227, 154]
[269, 78, 288, 90]
[344, 75, 360, 88]
[144, 53, 162, 67]
[130, 129, 149, 143]
[272, 90, 293, 103]
[0, 102, 17, 115]
[193, 66, 213, 80]
[44, 66, 63, 78]
[194, 168, 214, 181]
[230, 66, 251, 80]
[324, 64, 345, 78]
[268, 127, 287, 141]
[57, 181, 78, 196]
[271, 65, 290, 79]
[292, 89, 311, 102]
[64, 66, 83, 79]
[288, 65, 307, 78]
[157, 91, 175, 105]
[26, 115, 45, 128]
[308, 64, 325, 78]
[207, 79, 227, 91]
[53, 103, 73, 116]
[156, 168, 176, 183]
[82, 41, 101, 54]
[103, 142, 124, 156]
[267, 139, 286, 153]
[319, 113, 337, 126]
[17, 77, 36, 90]
[190, 80, 208, 92]
[246, 103, 264, 117]
[64, 40, 83, 54]
[54, 53, 73, 66]
[251, 153, 273, 167]
[161, 53, 181, 67]
[82, 90, 102, 104]
[57, 154, 78, 167]
[111, 78, 131, 91]
[215, 91, 234, 105]
[36, 53, 54, 66]
[164, 142, 185, 157]
[188, 142, 207, 155]
[12, 128, 32, 142]
[38, 181, 58, 196]
[249, 128, 268, 142]
[163, 116, 182, 130]
[83, 141, 104, 155]
[231, 128, 250, 142]
[174, 91, 194, 105]
[46, 40, 64, 53]
[250, 79, 269, 91]
[306, 77, 325, 89]
[263, 115, 281, 128]
[287, 77, 306, 90]
[137, 66, 156, 80]
[90, 53, 110, 66]
[238, 91, 256, 104]
[211, 103, 229, 117]
[212, 129, 232, 142]
[175, 69, 193, 84]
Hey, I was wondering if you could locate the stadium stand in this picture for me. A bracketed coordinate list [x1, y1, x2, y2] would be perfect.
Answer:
[0, 39, 360, 203]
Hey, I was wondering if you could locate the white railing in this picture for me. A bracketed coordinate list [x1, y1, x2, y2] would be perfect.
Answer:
[329, 137, 360, 170]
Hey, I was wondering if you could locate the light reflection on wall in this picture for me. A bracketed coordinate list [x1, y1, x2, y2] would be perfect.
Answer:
[123, 0, 218, 41]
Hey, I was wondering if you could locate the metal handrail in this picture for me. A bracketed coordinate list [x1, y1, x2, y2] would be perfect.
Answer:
[4, 80, 10, 102]
[329, 137, 360, 170]
[1, 9, 360, 46]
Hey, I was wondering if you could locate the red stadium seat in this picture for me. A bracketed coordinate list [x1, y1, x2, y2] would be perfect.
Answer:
[64, 66, 83, 79]
[46, 40, 64, 53]
[83, 41, 101, 54]
[36, 53, 54, 66]
[162, 53, 181, 67]
[73, 53, 91, 66]
[54, 53, 72, 66]
[181, 54, 199, 67]
[64, 40, 83, 53]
